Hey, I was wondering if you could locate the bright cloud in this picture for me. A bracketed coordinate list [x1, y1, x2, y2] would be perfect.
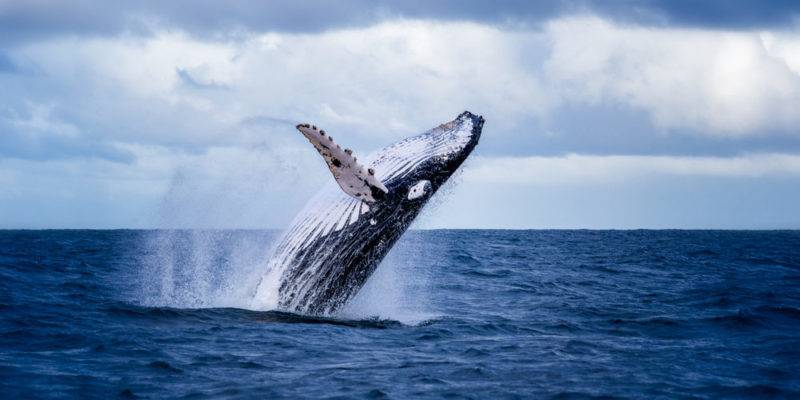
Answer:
[545, 17, 800, 136]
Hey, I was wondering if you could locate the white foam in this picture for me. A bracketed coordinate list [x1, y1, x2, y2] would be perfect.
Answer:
[337, 245, 440, 326]
[136, 230, 276, 310]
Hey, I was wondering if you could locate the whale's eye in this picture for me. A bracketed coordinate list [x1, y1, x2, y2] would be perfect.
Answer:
[407, 180, 431, 200]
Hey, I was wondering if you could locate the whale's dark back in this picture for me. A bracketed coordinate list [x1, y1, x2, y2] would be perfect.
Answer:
[255, 112, 483, 315]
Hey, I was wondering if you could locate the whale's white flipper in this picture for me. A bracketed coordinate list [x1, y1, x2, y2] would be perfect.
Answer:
[296, 123, 389, 202]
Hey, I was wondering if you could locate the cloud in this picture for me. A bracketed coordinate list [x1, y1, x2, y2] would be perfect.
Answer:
[3, 1, 536, 45]
[0, 52, 17, 72]
[418, 152, 800, 229]
[464, 153, 800, 185]
[2, 21, 547, 160]
[624, 0, 800, 30]
[0, 142, 326, 228]
[0, 103, 134, 162]
[2, 1, 798, 48]
[2, 16, 800, 166]
[2, 13, 800, 228]
[3, 16, 800, 166]
[545, 17, 800, 136]
[176, 68, 229, 90]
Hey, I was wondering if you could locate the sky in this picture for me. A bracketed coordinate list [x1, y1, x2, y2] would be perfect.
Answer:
[1, 0, 800, 229]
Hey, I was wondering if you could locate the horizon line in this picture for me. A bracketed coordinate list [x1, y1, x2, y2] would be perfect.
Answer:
[1, 227, 798, 232]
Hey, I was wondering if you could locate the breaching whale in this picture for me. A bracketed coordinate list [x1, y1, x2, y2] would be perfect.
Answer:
[254, 111, 484, 315]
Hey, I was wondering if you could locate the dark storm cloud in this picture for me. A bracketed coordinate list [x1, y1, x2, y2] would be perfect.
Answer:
[629, 0, 800, 30]
[2, 0, 797, 46]
[0, 0, 382, 45]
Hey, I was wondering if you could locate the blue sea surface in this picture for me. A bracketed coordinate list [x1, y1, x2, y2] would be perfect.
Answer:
[1, 230, 799, 399]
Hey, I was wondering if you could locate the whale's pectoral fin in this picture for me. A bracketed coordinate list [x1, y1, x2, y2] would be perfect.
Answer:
[296, 123, 389, 202]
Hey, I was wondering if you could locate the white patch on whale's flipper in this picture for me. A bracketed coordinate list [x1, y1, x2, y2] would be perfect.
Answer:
[296, 123, 389, 202]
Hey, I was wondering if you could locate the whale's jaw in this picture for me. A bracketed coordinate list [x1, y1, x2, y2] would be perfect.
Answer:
[256, 111, 483, 315]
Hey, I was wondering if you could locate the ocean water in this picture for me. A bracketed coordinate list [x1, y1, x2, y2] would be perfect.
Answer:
[1, 230, 799, 399]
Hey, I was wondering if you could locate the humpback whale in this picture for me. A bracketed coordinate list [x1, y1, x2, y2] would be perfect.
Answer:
[254, 111, 484, 315]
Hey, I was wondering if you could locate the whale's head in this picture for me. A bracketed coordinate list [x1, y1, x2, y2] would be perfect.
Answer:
[370, 111, 483, 206]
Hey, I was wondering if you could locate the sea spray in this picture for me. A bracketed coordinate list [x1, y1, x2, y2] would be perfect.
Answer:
[132, 141, 318, 310]
[131, 120, 459, 320]
[135, 228, 437, 324]
[136, 229, 275, 309]
[135, 189, 436, 318]
[340, 231, 439, 325]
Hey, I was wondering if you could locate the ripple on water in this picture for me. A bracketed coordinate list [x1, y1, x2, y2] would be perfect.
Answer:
[0, 230, 799, 398]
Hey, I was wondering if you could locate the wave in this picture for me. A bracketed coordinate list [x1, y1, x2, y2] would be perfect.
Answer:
[107, 303, 409, 329]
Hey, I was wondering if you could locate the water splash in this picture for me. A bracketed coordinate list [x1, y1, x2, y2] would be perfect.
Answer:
[134, 226, 438, 325]
[133, 134, 446, 322]
[136, 230, 276, 309]
[134, 142, 317, 310]
[339, 234, 440, 326]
